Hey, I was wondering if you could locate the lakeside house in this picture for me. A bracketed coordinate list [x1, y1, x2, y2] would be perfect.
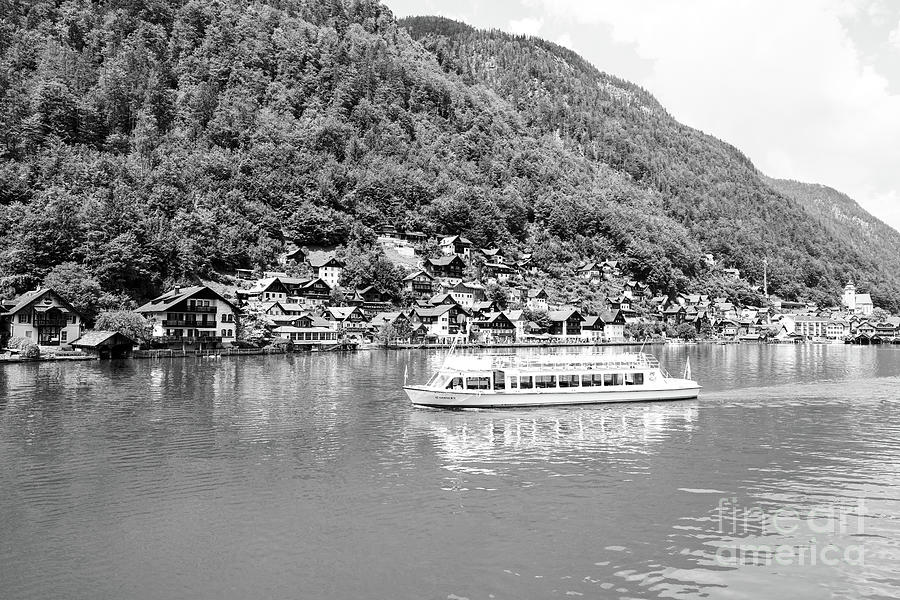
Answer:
[321, 306, 369, 338]
[526, 288, 549, 312]
[1, 288, 83, 348]
[547, 309, 584, 338]
[471, 311, 516, 344]
[273, 314, 338, 346]
[136, 285, 239, 347]
[412, 303, 469, 342]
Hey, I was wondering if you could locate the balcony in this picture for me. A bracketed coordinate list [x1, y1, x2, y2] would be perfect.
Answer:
[34, 317, 70, 327]
[182, 306, 218, 314]
[163, 320, 219, 328]
[155, 335, 223, 344]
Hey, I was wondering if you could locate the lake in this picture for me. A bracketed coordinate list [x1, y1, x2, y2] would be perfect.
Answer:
[1, 343, 899, 599]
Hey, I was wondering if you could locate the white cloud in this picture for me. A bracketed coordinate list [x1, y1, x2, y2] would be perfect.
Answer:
[508, 16, 544, 35]
[556, 32, 574, 49]
[535, 0, 900, 230]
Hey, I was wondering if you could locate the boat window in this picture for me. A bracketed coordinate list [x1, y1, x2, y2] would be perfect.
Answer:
[559, 374, 580, 388]
[592, 374, 604, 387]
[535, 375, 556, 389]
[466, 377, 490, 390]
[446, 377, 463, 390]
[626, 373, 645, 386]
[493, 371, 506, 390]
[508, 377, 518, 389]
[519, 376, 533, 389]
[604, 373, 624, 386]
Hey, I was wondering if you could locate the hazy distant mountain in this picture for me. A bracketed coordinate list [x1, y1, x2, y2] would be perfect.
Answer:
[0, 2, 897, 310]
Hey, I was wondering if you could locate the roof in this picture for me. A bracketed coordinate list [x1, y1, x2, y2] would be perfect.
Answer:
[402, 270, 433, 281]
[578, 262, 599, 271]
[429, 293, 454, 305]
[307, 252, 344, 269]
[474, 311, 513, 325]
[136, 286, 236, 313]
[855, 293, 873, 304]
[440, 235, 472, 246]
[505, 309, 525, 321]
[528, 288, 547, 299]
[324, 306, 365, 320]
[370, 311, 406, 326]
[71, 330, 134, 347]
[548, 309, 582, 321]
[414, 305, 460, 318]
[273, 324, 332, 333]
[2, 288, 82, 317]
[426, 255, 464, 266]
[481, 248, 501, 256]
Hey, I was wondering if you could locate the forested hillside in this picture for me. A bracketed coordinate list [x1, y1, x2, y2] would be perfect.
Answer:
[401, 16, 900, 310]
[0, 2, 897, 313]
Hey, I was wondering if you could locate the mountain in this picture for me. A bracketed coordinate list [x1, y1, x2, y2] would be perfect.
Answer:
[400, 16, 900, 310]
[0, 2, 897, 313]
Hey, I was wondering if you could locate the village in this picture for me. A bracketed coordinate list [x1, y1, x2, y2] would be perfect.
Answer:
[0, 227, 893, 360]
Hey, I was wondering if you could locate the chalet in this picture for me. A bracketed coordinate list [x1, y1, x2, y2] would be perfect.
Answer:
[307, 253, 345, 288]
[577, 262, 602, 281]
[471, 300, 501, 318]
[411, 304, 469, 341]
[471, 312, 516, 344]
[290, 278, 332, 307]
[273, 314, 338, 347]
[547, 309, 583, 338]
[716, 319, 740, 338]
[424, 256, 466, 284]
[136, 285, 239, 347]
[375, 224, 398, 238]
[239, 277, 290, 304]
[445, 281, 485, 308]
[482, 262, 513, 282]
[348, 286, 392, 314]
[517, 254, 537, 275]
[526, 288, 549, 312]
[429, 293, 457, 306]
[2, 288, 83, 348]
[663, 305, 686, 325]
[283, 247, 306, 264]
[606, 296, 632, 313]
[321, 306, 369, 337]
[623, 281, 649, 300]
[439, 235, 473, 258]
[479, 247, 503, 262]
[399, 230, 427, 244]
[369, 311, 412, 330]
[402, 270, 435, 298]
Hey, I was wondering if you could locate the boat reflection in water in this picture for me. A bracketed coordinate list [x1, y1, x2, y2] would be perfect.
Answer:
[409, 402, 700, 466]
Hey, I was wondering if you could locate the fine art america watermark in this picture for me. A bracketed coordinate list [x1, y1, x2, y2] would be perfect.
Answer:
[713, 497, 867, 567]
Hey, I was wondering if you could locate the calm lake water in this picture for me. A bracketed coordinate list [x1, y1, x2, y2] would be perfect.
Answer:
[2, 344, 900, 599]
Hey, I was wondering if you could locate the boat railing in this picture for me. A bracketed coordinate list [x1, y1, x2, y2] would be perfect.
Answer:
[442, 352, 663, 372]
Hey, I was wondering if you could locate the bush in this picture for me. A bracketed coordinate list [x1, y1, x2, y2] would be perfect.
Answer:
[266, 337, 293, 352]
[21, 342, 40, 360]
[6, 336, 27, 350]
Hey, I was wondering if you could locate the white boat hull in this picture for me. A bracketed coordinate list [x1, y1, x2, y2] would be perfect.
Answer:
[404, 378, 700, 409]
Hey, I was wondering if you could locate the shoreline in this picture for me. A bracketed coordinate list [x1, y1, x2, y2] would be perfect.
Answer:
[0, 338, 876, 365]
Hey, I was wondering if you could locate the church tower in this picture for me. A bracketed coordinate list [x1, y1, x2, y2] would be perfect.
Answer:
[842, 280, 857, 311]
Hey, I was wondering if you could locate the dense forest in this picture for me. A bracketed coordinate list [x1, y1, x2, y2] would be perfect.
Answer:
[1, 1, 898, 315]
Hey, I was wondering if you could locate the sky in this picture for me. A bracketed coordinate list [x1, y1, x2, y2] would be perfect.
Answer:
[383, 0, 900, 231]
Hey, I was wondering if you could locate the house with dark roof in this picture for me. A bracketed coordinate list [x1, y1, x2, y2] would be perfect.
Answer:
[424, 255, 466, 283]
[402, 270, 435, 298]
[136, 285, 239, 347]
[1, 288, 84, 348]
[526, 288, 548, 312]
[321, 306, 369, 338]
[547, 309, 584, 337]
[71, 330, 135, 358]
[471, 311, 516, 343]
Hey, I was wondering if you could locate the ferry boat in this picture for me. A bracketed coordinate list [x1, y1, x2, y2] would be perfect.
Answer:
[403, 352, 700, 409]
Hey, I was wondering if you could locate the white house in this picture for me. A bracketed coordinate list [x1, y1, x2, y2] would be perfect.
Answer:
[2, 288, 83, 348]
[136, 285, 239, 347]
